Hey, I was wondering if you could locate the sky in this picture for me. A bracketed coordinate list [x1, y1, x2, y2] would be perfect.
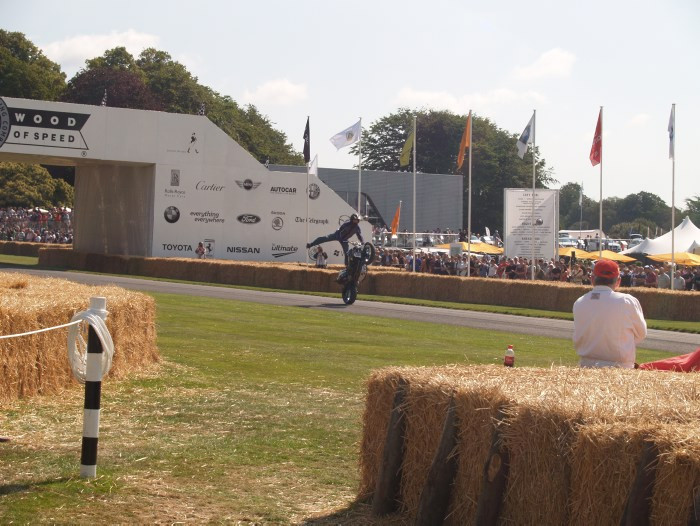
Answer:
[4, 0, 699, 209]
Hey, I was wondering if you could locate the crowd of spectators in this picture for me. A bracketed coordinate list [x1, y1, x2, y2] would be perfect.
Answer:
[372, 247, 700, 291]
[0, 207, 73, 244]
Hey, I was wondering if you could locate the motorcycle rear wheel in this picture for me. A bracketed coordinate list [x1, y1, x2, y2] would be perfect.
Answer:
[342, 283, 358, 305]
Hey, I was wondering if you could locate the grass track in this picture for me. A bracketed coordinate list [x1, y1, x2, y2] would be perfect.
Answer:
[0, 291, 674, 523]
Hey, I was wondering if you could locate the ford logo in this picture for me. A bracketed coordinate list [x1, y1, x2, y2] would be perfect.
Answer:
[237, 214, 261, 224]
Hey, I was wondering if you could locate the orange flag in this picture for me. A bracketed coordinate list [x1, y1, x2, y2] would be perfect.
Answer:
[457, 112, 471, 170]
[390, 202, 401, 236]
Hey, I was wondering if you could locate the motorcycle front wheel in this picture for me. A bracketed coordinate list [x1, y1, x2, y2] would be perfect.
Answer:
[342, 283, 358, 305]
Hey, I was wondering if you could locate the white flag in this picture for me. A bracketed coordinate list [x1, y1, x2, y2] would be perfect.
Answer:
[329, 119, 361, 150]
[308, 154, 318, 177]
[668, 105, 675, 160]
[516, 113, 535, 159]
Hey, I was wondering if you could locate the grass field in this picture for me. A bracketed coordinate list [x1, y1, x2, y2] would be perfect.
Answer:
[0, 291, 675, 524]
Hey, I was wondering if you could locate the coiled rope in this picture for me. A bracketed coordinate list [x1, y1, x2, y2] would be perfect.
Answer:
[66, 311, 114, 384]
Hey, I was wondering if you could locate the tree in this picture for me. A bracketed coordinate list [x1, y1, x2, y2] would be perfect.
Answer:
[62, 66, 161, 110]
[608, 219, 656, 239]
[682, 195, 700, 226]
[0, 162, 73, 207]
[0, 30, 66, 100]
[353, 108, 556, 232]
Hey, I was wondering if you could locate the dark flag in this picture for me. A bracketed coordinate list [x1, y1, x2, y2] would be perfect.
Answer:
[197, 102, 206, 116]
[303, 117, 310, 163]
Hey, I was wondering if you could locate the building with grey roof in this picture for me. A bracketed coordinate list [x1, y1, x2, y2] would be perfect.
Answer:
[269, 165, 463, 232]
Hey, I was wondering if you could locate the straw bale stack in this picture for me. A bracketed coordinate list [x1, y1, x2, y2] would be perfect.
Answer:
[0, 272, 159, 405]
[361, 365, 700, 525]
[38, 248, 700, 321]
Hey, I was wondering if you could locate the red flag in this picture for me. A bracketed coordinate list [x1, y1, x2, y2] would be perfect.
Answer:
[390, 202, 401, 236]
[457, 113, 471, 170]
[589, 109, 602, 166]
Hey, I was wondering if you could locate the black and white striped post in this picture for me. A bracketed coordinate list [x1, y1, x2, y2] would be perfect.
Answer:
[80, 297, 108, 478]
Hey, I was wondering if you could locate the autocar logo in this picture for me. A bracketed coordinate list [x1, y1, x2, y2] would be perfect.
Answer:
[164, 206, 180, 223]
[236, 179, 261, 190]
[237, 214, 261, 224]
[272, 217, 284, 230]
[308, 183, 320, 200]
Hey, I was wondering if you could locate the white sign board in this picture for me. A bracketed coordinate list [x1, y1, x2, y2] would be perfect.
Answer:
[503, 188, 559, 260]
[0, 97, 366, 264]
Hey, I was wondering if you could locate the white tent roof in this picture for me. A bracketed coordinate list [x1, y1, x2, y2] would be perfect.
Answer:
[622, 217, 700, 255]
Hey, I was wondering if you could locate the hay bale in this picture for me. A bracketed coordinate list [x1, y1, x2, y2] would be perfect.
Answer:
[361, 366, 700, 524]
[0, 272, 159, 405]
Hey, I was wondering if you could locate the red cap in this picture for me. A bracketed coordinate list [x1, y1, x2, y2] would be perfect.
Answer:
[593, 259, 620, 279]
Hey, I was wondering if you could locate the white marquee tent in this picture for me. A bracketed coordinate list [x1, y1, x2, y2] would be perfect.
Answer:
[622, 217, 700, 255]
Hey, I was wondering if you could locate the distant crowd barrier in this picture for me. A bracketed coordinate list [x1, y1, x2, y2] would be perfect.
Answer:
[37, 247, 700, 322]
[0, 240, 71, 257]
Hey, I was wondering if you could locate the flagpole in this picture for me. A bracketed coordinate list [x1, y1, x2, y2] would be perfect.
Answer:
[670, 103, 676, 289]
[306, 128, 310, 267]
[598, 106, 603, 258]
[531, 109, 536, 280]
[467, 110, 473, 277]
[357, 117, 362, 214]
[579, 182, 583, 239]
[412, 115, 417, 272]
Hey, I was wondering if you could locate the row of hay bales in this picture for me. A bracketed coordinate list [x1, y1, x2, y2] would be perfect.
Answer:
[361, 365, 700, 525]
[0, 240, 69, 257]
[37, 247, 700, 321]
[0, 271, 159, 405]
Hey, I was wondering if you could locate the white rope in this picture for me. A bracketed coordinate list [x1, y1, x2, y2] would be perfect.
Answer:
[0, 319, 82, 339]
[66, 311, 115, 384]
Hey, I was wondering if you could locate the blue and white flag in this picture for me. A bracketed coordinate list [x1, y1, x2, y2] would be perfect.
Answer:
[516, 113, 535, 159]
[668, 105, 675, 160]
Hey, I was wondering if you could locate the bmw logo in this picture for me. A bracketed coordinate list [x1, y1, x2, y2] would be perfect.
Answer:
[164, 206, 180, 223]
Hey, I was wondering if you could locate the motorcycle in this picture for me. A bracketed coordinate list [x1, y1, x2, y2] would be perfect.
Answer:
[337, 242, 376, 305]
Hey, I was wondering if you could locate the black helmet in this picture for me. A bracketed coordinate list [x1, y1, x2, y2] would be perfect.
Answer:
[350, 213, 360, 222]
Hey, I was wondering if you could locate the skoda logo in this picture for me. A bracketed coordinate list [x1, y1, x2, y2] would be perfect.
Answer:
[308, 183, 320, 200]
[164, 206, 180, 223]
[237, 214, 261, 224]
[272, 217, 284, 230]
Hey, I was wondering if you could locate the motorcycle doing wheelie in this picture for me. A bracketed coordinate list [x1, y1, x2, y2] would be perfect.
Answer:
[336, 242, 376, 305]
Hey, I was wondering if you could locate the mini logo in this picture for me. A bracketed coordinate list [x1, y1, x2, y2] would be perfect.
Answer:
[237, 214, 261, 224]
[170, 169, 180, 186]
[164, 206, 180, 223]
[308, 183, 320, 200]
[272, 217, 284, 230]
[0, 98, 10, 149]
[236, 179, 261, 190]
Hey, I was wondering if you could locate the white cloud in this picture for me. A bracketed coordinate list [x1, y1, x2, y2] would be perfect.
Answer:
[241, 79, 308, 106]
[394, 86, 546, 114]
[628, 113, 650, 126]
[41, 30, 160, 75]
[513, 48, 576, 81]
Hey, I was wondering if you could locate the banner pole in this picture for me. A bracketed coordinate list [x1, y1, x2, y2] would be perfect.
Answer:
[467, 110, 473, 277]
[358, 117, 362, 214]
[670, 103, 676, 289]
[599, 106, 603, 258]
[412, 115, 417, 272]
[531, 110, 536, 280]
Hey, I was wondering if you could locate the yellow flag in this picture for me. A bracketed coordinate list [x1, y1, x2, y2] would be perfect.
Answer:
[399, 129, 415, 167]
[457, 113, 471, 170]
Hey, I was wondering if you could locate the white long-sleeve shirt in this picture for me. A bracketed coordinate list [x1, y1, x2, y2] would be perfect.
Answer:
[573, 285, 647, 368]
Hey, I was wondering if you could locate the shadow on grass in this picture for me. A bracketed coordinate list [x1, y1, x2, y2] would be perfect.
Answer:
[0, 477, 71, 496]
[301, 499, 407, 525]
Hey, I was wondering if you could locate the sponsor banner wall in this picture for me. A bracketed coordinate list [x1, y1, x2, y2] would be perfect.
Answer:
[0, 97, 365, 264]
[503, 188, 559, 260]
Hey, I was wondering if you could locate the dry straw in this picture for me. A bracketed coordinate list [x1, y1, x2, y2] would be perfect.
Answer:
[0, 271, 159, 405]
[38, 248, 699, 321]
[361, 365, 700, 525]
